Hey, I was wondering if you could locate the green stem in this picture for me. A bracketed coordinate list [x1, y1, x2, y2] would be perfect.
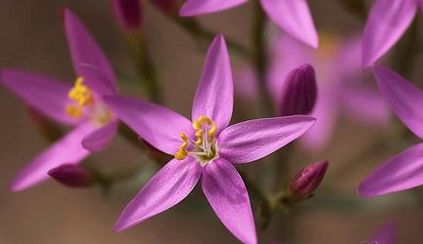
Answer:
[127, 34, 162, 103]
[252, 3, 274, 117]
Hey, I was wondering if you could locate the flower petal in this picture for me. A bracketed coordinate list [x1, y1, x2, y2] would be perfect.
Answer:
[10, 122, 95, 192]
[192, 34, 233, 132]
[359, 143, 423, 197]
[77, 64, 117, 96]
[82, 120, 118, 152]
[218, 116, 316, 164]
[260, 0, 318, 48]
[179, 0, 248, 16]
[373, 66, 423, 139]
[362, 0, 417, 68]
[202, 158, 256, 244]
[104, 95, 193, 155]
[114, 158, 202, 231]
[64, 9, 117, 93]
[0, 69, 78, 125]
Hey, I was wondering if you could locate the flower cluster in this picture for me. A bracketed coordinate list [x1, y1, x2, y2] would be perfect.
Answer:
[2, 0, 422, 243]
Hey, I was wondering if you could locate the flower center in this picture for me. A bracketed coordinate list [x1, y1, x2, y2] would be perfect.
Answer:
[174, 115, 218, 166]
[65, 77, 114, 126]
[66, 77, 94, 118]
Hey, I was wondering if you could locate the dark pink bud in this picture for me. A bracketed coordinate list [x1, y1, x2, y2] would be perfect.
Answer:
[150, 0, 178, 15]
[289, 160, 328, 201]
[279, 64, 317, 116]
[48, 164, 94, 188]
[111, 0, 142, 33]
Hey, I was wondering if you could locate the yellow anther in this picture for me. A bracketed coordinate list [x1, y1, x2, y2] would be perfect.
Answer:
[208, 123, 217, 137]
[174, 133, 189, 160]
[66, 104, 83, 118]
[68, 77, 94, 106]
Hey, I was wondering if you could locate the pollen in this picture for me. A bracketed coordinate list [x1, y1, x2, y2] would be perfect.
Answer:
[66, 77, 95, 118]
[174, 116, 218, 163]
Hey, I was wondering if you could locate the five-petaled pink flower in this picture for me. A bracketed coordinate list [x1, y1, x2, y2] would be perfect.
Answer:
[104, 35, 316, 244]
[359, 66, 423, 197]
[362, 0, 423, 68]
[0, 9, 119, 191]
[179, 0, 319, 48]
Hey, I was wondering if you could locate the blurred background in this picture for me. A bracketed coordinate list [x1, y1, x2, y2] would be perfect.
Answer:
[0, 0, 422, 243]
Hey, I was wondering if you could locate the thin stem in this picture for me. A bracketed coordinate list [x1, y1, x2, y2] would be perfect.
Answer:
[252, 3, 275, 116]
[126, 34, 163, 103]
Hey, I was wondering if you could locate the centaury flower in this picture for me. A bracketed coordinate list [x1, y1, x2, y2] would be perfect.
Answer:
[105, 35, 316, 244]
[179, 0, 319, 48]
[236, 33, 390, 152]
[362, 0, 422, 68]
[359, 66, 423, 197]
[0, 9, 118, 191]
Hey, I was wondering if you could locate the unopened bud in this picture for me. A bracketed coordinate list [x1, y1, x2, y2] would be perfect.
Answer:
[279, 64, 317, 116]
[111, 0, 142, 33]
[150, 0, 178, 15]
[48, 164, 94, 188]
[289, 160, 328, 201]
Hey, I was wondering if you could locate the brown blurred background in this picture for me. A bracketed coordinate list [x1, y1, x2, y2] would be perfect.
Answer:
[0, 0, 422, 243]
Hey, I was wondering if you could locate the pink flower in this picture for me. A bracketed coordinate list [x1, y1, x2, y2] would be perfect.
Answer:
[104, 35, 316, 244]
[179, 0, 319, 48]
[359, 66, 423, 197]
[362, 0, 421, 68]
[0, 10, 119, 191]
[236, 33, 390, 152]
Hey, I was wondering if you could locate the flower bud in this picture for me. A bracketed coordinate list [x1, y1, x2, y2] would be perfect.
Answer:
[150, 0, 178, 15]
[48, 164, 94, 188]
[279, 64, 317, 116]
[111, 0, 142, 33]
[289, 160, 328, 201]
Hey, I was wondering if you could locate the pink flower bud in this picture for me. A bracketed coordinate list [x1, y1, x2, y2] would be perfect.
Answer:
[279, 64, 317, 116]
[48, 164, 94, 188]
[289, 160, 328, 201]
[111, 0, 142, 33]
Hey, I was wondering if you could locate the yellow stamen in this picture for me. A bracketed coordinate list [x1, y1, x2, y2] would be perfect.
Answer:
[66, 105, 83, 118]
[174, 132, 189, 160]
[66, 77, 94, 118]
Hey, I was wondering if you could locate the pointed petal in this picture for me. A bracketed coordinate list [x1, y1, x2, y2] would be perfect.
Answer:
[114, 158, 202, 231]
[260, 0, 318, 48]
[373, 66, 423, 139]
[179, 0, 248, 16]
[362, 0, 417, 68]
[218, 116, 316, 164]
[192, 35, 233, 132]
[202, 158, 256, 244]
[359, 143, 423, 197]
[64, 9, 117, 93]
[104, 95, 193, 155]
[78, 64, 117, 96]
[10, 123, 95, 192]
[0, 69, 78, 125]
[82, 120, 118, 152]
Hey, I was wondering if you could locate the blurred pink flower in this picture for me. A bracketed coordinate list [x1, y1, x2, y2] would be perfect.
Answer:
[369, 221, 396, 244]
[179, 0, 319, 48]
[0, 10, 119, 191]
[236, 33, 390, 152]
[104, 35, 316, 244]
[359, 66, 423, 197]
[362, 0, 421, 68]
